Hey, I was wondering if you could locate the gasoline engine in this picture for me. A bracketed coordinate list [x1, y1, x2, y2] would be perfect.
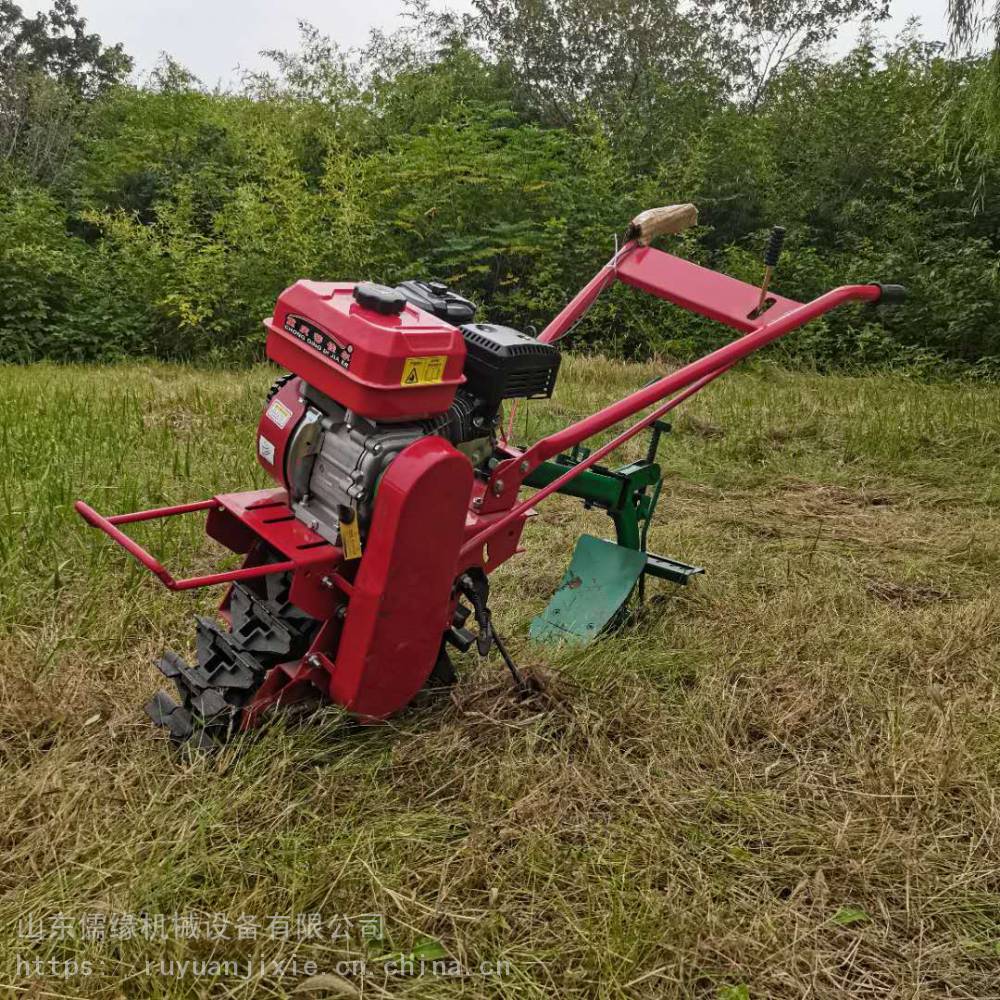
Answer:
[259, 280, 560, 550]
[137, 278, 565, 746]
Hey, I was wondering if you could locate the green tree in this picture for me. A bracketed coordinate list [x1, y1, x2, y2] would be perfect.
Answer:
[0, 0, 131, 183]
[0, 0, 131, 94]
[948, 0, 999, 53]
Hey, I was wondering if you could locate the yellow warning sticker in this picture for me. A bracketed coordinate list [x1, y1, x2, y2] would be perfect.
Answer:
[339, 514, 362, 560]
[401, 355, 447, 386]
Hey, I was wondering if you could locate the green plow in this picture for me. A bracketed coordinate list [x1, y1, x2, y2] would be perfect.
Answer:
[525, 421, 703, 645]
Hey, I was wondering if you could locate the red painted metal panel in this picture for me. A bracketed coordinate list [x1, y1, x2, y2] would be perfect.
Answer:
[265, 280, 466, 421]
[214, 489, 337, 557]
[255, 376, 306, 487]
[211, 490, 343, 618]
[329, 435, 473, 719]
[460, 492, 531, 575]
[615, 246, 802, 333]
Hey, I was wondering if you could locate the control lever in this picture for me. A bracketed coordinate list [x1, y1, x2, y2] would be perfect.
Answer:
[755, 225, 786, 313]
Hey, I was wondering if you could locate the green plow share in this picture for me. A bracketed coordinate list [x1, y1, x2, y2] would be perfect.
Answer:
[526, 419, 703, 644]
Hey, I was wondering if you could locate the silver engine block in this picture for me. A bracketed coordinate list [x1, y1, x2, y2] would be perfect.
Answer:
[280, 376, 495, 547]
[287, 400, 431, 545]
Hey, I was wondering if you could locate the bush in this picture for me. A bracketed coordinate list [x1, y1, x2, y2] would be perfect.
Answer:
[1, 29, 998, 373]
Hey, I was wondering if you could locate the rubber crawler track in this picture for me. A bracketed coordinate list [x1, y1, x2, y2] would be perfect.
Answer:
[145, 568, 317, 748]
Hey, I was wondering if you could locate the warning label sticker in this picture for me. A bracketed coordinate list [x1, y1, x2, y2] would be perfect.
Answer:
[400, 355, 447, 386]
[266, 398, 293, 429]
[258, 435, 276, 464]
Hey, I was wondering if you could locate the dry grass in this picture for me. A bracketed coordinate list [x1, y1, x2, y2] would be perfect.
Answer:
[2, 358, 1000, 998]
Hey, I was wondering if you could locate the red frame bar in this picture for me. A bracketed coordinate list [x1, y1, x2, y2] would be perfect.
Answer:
[100, 498, 219, 525]
[466, 277, 882, 553]
[536, 242, 632, 344]
[615, 245, 803, 333]
[527, 283, 879, 467]
[74, 500, 297, 591]
[465, 361, 735, 561]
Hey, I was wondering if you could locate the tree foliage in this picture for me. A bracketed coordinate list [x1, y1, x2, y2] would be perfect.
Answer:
[0, 0, 131, 94]
[948, 0, 1000, 53]
[0, 1, 131, 183]
[0, 3, 998, 372]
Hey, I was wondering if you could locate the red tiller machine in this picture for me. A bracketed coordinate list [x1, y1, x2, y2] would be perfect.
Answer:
[76, 204, 906, 747]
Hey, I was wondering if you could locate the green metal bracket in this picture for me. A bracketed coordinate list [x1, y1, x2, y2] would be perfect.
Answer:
[524, 419, 671, 552]
[524, 419, 704, 644]
[644, 552, 704, 585]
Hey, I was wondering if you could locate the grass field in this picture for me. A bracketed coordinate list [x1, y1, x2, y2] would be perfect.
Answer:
[2, 358, 1000, 999]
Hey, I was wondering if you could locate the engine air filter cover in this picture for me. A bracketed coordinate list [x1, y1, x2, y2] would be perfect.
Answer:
[459, 322, 561, 413]
[264, 281, 467, 421]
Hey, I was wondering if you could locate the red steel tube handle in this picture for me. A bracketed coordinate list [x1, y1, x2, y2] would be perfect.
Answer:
[103, 498, 219, 525]
[500, 283, 882, 490]
[463, 360, 735, 560]
[527, 283, 881, 468]
[74, 500, 297, 591]
[76, 500, 177, 586]
[472, 282, 883, 551]
[536, 241, 637, 345]
[539, 362, 732, 499]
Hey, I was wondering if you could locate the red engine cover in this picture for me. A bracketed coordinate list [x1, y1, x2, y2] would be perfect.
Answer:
[255, 377, 306, 487]
[264, 281, 467, 421]
[329, 435, 473, 719]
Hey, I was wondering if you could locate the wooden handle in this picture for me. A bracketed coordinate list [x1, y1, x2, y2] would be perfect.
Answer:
[626, 203, 698, 245]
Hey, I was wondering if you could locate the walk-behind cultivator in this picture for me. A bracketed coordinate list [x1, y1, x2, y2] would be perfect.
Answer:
[76, 204, 905, 747]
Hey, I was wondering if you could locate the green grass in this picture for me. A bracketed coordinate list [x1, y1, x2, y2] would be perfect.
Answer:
[2, 357, 1000, 998]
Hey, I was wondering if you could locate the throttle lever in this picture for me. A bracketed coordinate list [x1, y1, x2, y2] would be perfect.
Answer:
[756, 225, 786, 312]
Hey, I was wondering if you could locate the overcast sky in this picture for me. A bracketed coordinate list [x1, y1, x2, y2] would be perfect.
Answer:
[23, 0, 951, 88]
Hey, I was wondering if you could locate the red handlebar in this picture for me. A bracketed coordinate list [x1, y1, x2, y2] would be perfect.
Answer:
[462, 243, 888, 558]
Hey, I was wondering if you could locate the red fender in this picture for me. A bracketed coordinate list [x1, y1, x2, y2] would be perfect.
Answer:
[329, 435, 472, 719]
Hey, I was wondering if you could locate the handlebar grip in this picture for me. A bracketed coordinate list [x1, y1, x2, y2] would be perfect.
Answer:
[873, 283, 907, 305]
[626, 203, 698, 246]
[764, 226, 786, 267]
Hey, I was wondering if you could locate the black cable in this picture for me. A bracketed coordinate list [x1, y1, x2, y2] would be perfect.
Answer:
[492, 630, 526, 692]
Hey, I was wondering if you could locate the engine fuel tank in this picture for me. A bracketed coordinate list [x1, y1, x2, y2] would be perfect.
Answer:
[264, 281, 467, 421]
